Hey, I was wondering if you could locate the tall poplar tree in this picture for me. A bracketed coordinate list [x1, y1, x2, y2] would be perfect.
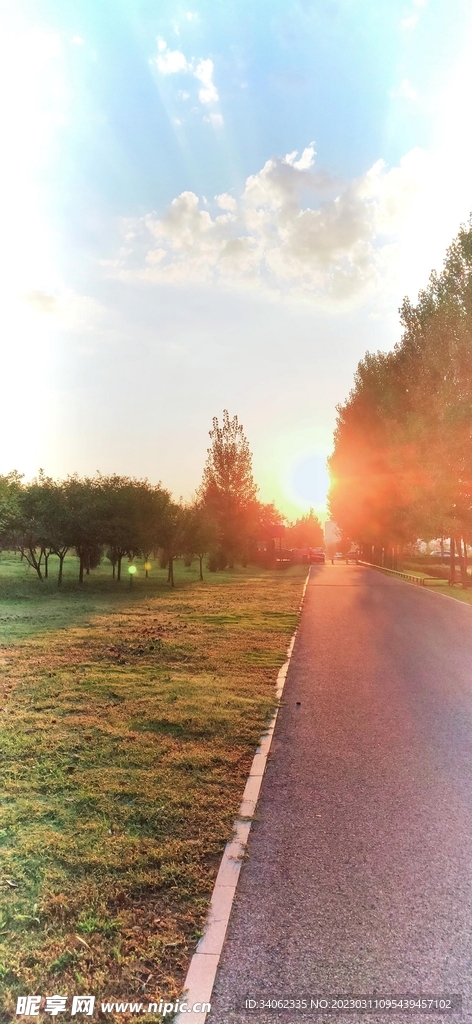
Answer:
[199, 410, 258, 566]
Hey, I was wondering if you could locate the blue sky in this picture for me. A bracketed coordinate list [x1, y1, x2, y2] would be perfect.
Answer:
[2, 0, 472, 516]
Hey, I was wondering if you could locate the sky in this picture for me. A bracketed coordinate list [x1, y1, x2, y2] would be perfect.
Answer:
[2, 0, 472, 519]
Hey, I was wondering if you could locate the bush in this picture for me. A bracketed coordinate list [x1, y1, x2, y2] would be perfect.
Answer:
[207, 551, 218, 572]
[207, 548, 228, 572]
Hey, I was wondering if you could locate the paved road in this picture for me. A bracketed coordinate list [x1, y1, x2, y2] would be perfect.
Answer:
[206, 564, 472, 1024]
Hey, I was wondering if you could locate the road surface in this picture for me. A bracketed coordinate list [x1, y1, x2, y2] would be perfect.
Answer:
[206, 563, 472, 1024]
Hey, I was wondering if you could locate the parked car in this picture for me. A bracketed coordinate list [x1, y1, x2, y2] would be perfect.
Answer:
[310, 548, 325, 563]
[346, 549, 359, 563]
[333, 551, 344, 561]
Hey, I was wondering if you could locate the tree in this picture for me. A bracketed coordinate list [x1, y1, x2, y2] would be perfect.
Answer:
[287, 508, 324, 549]
[181, 502, 216, 580]
[199, 410, 258, 566]
[327, 216, 472, 582]
[157, 501, 186, 587]
[14, 475, 55, 581]
[248, 501, 286, 567]
[38, 477, 72, 585]
[64, 476, 105, 584]
[98, 476, 139, 582]
[134, 481, 173, 570]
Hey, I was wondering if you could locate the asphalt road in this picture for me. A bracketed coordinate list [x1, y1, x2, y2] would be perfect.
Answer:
[206, 564, 472, 1024]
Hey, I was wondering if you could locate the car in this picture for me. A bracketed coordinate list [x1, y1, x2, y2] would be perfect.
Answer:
[346, 549, 359, 563]
[333, 551, 344, 561]
[310, 548, 325, 563]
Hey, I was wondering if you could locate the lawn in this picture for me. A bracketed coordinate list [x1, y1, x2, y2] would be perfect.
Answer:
[366, 558, 472, 607]
[0, 553, 307, 1021]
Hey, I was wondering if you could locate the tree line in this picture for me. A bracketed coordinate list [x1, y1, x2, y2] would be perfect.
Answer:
[0, 411, 323, 586]
[328, 218, 472, 584]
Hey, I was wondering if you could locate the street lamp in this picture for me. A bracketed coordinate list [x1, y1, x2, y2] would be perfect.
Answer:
[128, 564, 137, 588]
[144, 561, 151, 578]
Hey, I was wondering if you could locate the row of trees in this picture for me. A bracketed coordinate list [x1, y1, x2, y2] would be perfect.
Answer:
[328, 218, 472, 584]
[0, 411, 324, 586]
[0, 472, 191, 585]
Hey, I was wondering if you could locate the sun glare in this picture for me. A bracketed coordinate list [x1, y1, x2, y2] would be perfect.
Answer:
[256, 430, 331, 521]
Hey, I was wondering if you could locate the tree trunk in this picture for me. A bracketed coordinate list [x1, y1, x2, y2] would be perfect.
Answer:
[457, 537, 468, 588]
[117, 556, 122, 582]
[449, 537, 456, 585]
[23, 547, 43, 580]
[168, 556, 174, 587]
[58, 553, 64, 587]
[199, 554, 203, 581]
[79, 557, 84, 584]
[112, 562, 116, 579]
[44, 549, 49, 579]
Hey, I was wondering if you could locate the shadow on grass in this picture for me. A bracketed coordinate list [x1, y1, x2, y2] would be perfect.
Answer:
[0, 553, 293, 645]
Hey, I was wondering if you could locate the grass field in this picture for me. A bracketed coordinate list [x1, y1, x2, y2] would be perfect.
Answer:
[0, 553, 307, 1021]
[398, 561, 472, 606]
[360, 558, 472, 607]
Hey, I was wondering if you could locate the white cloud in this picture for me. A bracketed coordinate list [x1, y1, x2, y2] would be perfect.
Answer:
[216, 192, 237, 211]
[186, 11, 198, 20]
[194, 58, 218, 104]
[205, 111, 224, 128]
[24, 290, 58, 313]
[112, 145, 429, 304]
[155, 43, 191, 75]
[72, 35, 84, 46]
[150, 38, 222, 122]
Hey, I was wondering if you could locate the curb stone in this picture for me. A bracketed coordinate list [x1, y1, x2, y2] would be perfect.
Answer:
[175, 569, 311, 1024]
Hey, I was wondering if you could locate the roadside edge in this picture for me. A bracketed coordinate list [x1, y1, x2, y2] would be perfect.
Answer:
[174, 569, 311, 1024]
[361, 561, 472, 609]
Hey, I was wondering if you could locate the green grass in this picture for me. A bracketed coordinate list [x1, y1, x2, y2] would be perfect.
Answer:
[400, 560, 472, 604]
[370, 558, 472, 607]
[0, 553, 306, 1021]
[420, 583, 472, 606]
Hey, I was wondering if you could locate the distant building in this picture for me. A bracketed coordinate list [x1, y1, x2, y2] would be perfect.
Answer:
[255, 524, 285, 554]
[324, 520, 341, 548]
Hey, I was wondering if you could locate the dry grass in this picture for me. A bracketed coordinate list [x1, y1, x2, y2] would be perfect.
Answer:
[0, 556, 306, 1021]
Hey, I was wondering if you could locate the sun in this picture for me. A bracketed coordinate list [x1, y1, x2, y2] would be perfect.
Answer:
[255, 430, 332, 521]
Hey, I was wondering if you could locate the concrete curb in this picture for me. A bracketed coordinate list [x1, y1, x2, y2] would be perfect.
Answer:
[174, 570, 311, 1024]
